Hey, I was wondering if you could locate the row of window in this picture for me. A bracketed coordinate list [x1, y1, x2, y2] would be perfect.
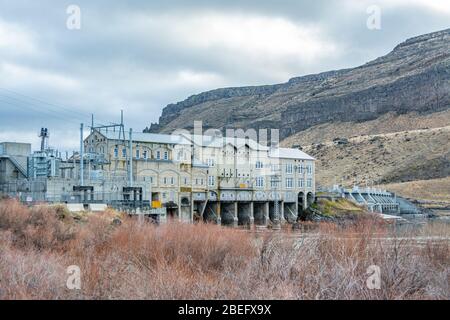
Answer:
[161, 176, 211, 187]
[107, 149, 313, 172]
[113, 148, 169, 160]
[254, 177, 313, 189]
[284, 163, 313, 174]
[148, 177, 205, 186]
[139, 176, 312, 189]
[255, 162, 313, 174]
[207, 159, 313, 174]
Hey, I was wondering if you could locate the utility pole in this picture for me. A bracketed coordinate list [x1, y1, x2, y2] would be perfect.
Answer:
[120, 109, 125, 140]
[80, 123, 84, 186]
[129, 128, 133, 187]
[72, 151, 76, 179]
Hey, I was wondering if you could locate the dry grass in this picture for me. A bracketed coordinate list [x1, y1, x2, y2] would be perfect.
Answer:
[282, 110, 450, 147]
[0, 200, 448, 300]
[296, 125, 450, 187]
[381, 177, 450, 204]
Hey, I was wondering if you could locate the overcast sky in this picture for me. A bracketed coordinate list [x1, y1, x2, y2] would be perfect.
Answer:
[0, 0, 449, 151]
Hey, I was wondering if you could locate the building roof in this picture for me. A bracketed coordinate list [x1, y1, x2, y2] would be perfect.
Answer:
[186, 134, 270, 151]
[96, 129, 192, 145]
[94, 129, 315, 160]
[269, 148, 315, 160]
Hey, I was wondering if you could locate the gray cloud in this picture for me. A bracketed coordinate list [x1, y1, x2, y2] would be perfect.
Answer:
[0, 0, 448, 151]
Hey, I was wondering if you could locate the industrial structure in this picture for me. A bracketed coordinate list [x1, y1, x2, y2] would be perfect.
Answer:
[320, 185, 421, 215]
[0, 120, 317, 228]
[0, 142, 30, 183]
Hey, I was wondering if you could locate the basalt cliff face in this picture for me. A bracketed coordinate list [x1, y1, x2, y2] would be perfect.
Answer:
[146, 29, 450, 141]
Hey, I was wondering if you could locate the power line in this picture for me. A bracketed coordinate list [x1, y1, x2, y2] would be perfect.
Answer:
[0, 94, 87, 123]
[0, 87, 91, 119]
[0, 97, 84, 125]
[0, 88, 113, 127]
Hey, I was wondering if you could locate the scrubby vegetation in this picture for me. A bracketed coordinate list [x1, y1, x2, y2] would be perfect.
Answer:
[382, 177, 450, 204]
[315, 198, 365, 217]
[0, 199, 448, 300]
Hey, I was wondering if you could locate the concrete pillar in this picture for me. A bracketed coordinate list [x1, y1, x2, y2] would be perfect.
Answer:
[233, 202, 238, 227]
[264, 202, 270, 226]
[216, 202, 221, 225]
[249, 202, 255, 227]
[280, 201, 286, 224]
[191, 196, 195, 223]
[178, 197, 182, 223]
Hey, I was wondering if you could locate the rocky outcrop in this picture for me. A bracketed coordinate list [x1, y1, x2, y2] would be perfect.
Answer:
[281, 64, 450, 137]
[147, 29, 450, 140]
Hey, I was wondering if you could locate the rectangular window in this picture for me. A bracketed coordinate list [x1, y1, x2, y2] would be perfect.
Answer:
[143, 151, 148, 159]
[164, 151, 169, 160]
[184, 177, 188, 185]
[207, 158, 215, 167]
[286, 178, 293, 189]
[114, 148, 118, 158]
[136, 149, 140, 159]
[170, 177, 174, 185]
[208, 176, 215, 187]
[156, 151, 161, 160]
[122, 148, 127, 158]
[306, 164, 312, 175]
[163, 177, 167, 185]
[256, 176, 264, 188]
[200, 179, 204, 185]
[255, 161, 263, 169]
[299, 165, 304, 174]
[298, 179, 304, 188]
[286, 163, 293, 174]
[307, 178, 312, 188]
[270, 179, 279, 188]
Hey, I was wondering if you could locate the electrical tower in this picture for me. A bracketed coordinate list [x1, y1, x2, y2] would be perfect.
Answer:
[39, 128, 49, 151]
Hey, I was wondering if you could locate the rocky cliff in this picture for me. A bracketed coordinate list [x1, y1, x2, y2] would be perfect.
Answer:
[146, 29, 450, 140]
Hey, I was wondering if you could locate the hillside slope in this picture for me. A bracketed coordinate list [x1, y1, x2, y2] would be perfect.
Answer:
[147, 29, 450, 140]
[147, 29, 450, 198]
[381, 177, 450, 204]
[282, 109, 450, 146]
[299, 126, 450, 188]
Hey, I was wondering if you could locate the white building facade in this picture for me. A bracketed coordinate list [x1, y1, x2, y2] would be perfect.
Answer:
[80, 128, 316, 226]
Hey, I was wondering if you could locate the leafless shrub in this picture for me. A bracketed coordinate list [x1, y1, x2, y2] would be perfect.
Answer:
[0, 200, 448, 300]
[0, 200, 76, 250]
[0, 245, 70, 300]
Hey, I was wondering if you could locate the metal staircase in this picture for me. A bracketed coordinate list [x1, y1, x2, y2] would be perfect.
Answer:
[0, 155, 27, 178]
